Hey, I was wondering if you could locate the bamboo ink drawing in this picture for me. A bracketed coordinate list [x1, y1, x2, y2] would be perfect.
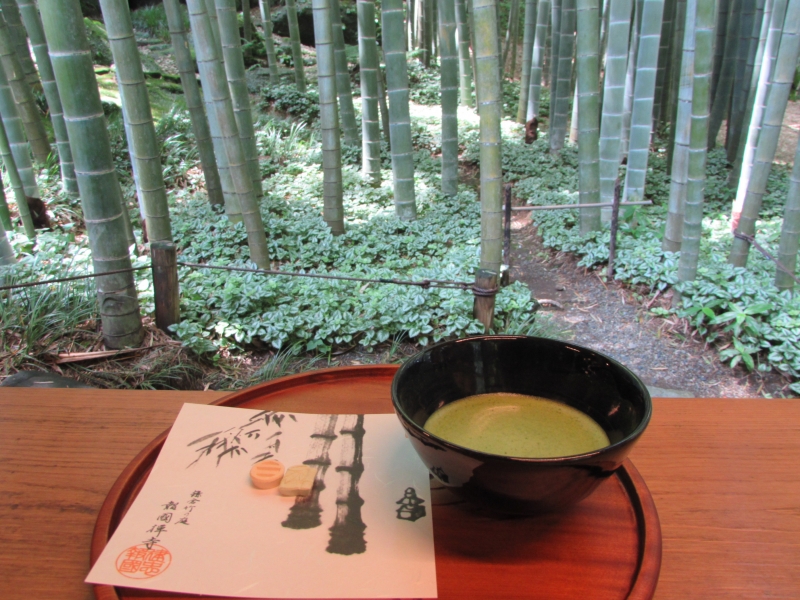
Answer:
[327, 415, 367, 556]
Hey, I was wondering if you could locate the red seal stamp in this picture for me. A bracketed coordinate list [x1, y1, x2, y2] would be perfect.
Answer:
[115, 544, 172, 579]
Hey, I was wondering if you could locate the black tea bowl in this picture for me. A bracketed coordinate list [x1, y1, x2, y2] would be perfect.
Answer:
[391, 335, 652, 515]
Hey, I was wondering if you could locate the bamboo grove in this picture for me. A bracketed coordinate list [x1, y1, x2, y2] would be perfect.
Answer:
[0, 0, 799, 350]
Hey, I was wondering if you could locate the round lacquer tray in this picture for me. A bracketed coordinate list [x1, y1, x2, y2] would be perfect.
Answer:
[91, 365, 662, 600]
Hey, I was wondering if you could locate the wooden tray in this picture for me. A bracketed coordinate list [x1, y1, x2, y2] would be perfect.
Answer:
[91, 365, 662, 600]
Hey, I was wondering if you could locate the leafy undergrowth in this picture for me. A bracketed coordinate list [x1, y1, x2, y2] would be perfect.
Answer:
[496, 134, 800, 395]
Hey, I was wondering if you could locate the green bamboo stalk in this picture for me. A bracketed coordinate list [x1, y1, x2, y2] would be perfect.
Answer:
[618, 0, 638, 159]
[473, 0, 503, 271]
[376, 49, 391, 147]
[710, 0, 730, 100]
[729, 0, 773, 171]
[707, 0, 741, 148]
[216, 0, 263, 197]
[163, 0, 224, 208]
[16, 0, 78, 195]
[662, 0, 685, 150]
[203, 0, 223, 51]
[0, 13, 49, 165]
[729, 0, 800, 267]
[0, 212, 14, 266]
[726, 0, 763, 164]
[455, 0, 474, 106]
[312, 0, 345, 232]
[0, 0, 37, 88]
[330, 0, 360, 145]
[243, 0, 252, 41]
[99, 0, 173, 243]
[676, 0, 715, 286]
[284, 0, 307, 91]
[0, 62, 39, 201]
[0, 170, 10, 230]
[39, 0, 143, 348]
[0, 112, 34, 237]
[517, 0, 538, 122]
[731, 0, 786, 219]
[382, 0, 417, 219]
[775, 135, 800, 290]
[662, 0, 696, 252]
[621, 0, 664, 202]
[423, 0, 433, 66]
[526, 0, 549, 120]
[510, 0, 521, 77]
[651, 0, 672, 125]
[187, 0, 271, 266]
[576, 0, 601, 233]
[598, 0, 630, 208]
[258, 0, 281, 85]
[550, 0, 576, 153]
[501, 0, 520, 75]
[357, 0, 382, 184]
[569, 70, 578, 142]
[438, 0, 458, 196]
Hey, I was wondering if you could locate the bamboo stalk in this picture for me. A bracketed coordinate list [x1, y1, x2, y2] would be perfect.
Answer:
[526, 0, 550, 120]
[517, 0, 538, 122]
[163, 0, 224, 208]
[313, 0, 346, 233]
[0, 59, 39, 202]
[438, 0, 459, 196]
[357, 0, 383, 184]
[100, 0, 173, 243]
[576, 0, 602, 233]
[775, 133, 800, 290]
[0, 113, 34, 238]
[0, 12, 49, 165]
[16, 0, 78, 195]
[39, 0, 144, 348]
[258, 0, 281, 85]
[455, 0, 474, 106]
[0, 0, 37, 87]
[0, 211, 14, 266]
[676, 0, 715, 286]
[550, 0, 576, 154]
[474, 0, 503, 271]
[662, 0, 695, 252]
[382, 0, 417, 219]
[330, 0, 360, 145]
[187, 0, 271, 266]
[284, 0, 307, 91]
[216, 0, 263, 197]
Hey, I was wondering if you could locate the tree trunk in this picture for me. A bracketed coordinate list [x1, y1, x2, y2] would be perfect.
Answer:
[258, 0, 281, 85]
[99, 0, 173, 243]
[0, 212, 14, 266]
[242, 0, 252, 41]
[313, 0, 346, 233]
[676, 0, 714, 288]
[707, 0, 741, 148]
[576, 0, 601, 233]
[0, 114, 35, 238]
[651, 0, 672, 125]
[187, 0, 271, 266]
[526, 0, 550, 120]
[729, 0, 800, 267]
[383, 0, 418, 219]
[455, 0, 474, 106]
[438, 0, 459, 196]
[0, 170, 10, 231]
[662, 0, 696, 252]
[0, 62, 39, 202]
[357, 0, 382, 185]
[0, 13, 50, 165]
[284, 0, 307, 91]
[217, 0, 263, 197]
[40, 0, 144, 348]
[517, 0, 538, 122]
[599, 0, 632, 209]
[474, 0, 503, 272]
[330, 0, 360, 145]
[622, 0, 664, 203]
[0, 0, 37, 88]
[163, 0, 224, 208]
[775, 136, 800, 291]
[16, 0, 78, 195]
[550, 0, 576, 154]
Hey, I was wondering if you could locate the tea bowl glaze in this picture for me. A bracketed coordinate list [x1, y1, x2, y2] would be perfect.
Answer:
[391, 335, 652, 514]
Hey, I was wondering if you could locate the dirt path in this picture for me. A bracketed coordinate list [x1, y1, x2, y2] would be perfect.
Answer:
[507, 216, 793, 398]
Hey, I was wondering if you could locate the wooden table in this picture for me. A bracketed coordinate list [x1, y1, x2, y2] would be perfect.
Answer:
[1, 385, 799, 599]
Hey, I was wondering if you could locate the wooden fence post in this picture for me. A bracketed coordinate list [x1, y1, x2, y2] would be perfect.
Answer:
[151, 242, 180, 333]
[473, 269, 498, 333]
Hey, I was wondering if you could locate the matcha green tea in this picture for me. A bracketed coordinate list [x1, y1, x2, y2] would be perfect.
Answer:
[423, 393, 610, 458]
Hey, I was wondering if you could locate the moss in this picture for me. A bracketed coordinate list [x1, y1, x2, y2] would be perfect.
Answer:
[84, 18, 113, 66]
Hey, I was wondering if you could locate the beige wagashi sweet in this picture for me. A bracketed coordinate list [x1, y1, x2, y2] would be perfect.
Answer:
[278, 464, 319, 496]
